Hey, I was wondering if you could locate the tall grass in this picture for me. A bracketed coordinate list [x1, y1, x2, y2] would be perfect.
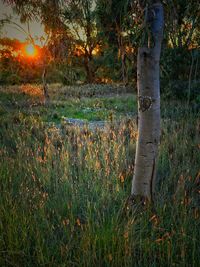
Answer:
[0, 99, 199, 266]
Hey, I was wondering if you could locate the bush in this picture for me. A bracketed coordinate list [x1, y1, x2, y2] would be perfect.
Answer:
[160, 48, 200, 100]
[161, 80, 200, 100]
[0, 71, 21, 85]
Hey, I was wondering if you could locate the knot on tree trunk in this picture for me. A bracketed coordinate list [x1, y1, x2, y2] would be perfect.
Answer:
[138, 96, 153, 112]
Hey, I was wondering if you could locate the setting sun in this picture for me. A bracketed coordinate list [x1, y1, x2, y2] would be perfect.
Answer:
[25, 44, 37, 57]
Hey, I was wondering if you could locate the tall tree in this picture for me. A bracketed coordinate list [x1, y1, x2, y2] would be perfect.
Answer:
[4, 0, 101, 83]
[131, 0, 164, 203]
[96, 0, 136, 84]
[62, 0, 100, 83]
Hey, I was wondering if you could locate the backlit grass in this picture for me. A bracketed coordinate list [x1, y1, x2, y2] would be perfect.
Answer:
[0, 85, 199, 267]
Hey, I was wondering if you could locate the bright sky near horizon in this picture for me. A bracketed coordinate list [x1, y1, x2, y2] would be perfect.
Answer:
[0, 0, 46, 45]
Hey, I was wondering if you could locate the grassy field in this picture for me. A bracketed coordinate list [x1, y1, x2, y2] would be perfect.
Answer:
[0, 84, 137, 123]
[0, 84, 200, 267]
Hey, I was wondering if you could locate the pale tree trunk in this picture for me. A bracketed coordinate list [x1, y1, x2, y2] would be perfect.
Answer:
[131, 1, 164, 202]
[116, 25, 128, 86]
[121, 48, 127, 85]
[42, 67, 49, 105]
[119, 38, 127, 85]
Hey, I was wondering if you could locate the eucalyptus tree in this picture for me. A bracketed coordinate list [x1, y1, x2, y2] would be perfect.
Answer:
[96, 0, 138, 84]
[97, 0, 164, 202]
[62, 0, 100, 83]
[131, 0, 164, 203]
[4, 0, 103, 83]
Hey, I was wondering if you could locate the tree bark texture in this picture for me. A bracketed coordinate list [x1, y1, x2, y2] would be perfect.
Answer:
[131, 2, 164, 201]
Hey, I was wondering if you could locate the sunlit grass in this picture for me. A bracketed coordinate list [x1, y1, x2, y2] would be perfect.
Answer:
[0, 84, 137, 123]
[0, 86, 199, 266]
[20, 84, 43, 97]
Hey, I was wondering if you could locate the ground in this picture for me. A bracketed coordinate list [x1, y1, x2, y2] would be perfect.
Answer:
[0, 84, 199, 267]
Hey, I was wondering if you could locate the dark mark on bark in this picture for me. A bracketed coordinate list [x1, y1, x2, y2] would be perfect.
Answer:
[138, 96, 153, 112]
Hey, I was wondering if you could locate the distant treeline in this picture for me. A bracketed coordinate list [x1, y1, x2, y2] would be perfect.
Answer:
[0, 0, 199, 98]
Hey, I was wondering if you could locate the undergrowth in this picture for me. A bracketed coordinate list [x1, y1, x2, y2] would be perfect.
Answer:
[0, 86, 199, 267]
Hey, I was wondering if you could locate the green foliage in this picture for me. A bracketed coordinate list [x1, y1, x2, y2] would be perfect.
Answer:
[0, 72, 21, 85]
[161, 48, 200, 99]
[164, 0, 200, 49]
[96, 0, 138, 83]
[161, 48, 199, 80]
[96, 0, 135, 44]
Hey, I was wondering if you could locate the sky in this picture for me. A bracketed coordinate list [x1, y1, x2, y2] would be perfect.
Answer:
[0, 0, 46, 45]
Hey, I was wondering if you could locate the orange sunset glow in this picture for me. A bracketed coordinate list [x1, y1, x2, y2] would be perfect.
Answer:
[24, 44, 37, 57]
